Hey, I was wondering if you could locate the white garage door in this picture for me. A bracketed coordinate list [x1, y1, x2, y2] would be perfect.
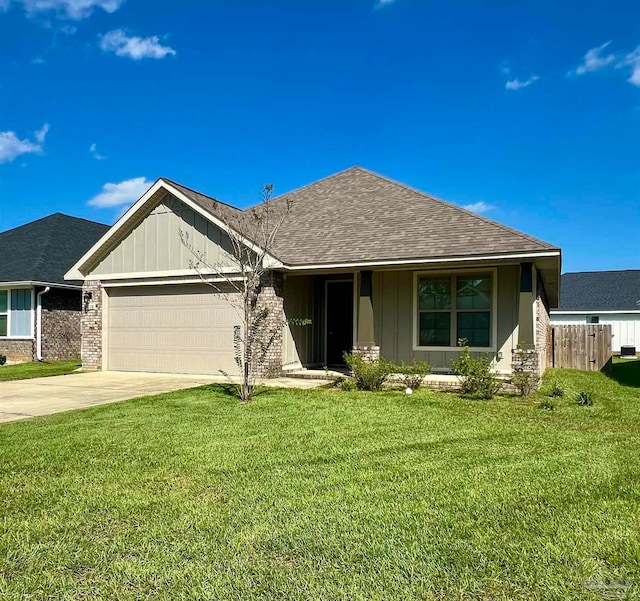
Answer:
[106, 285, 241, 375]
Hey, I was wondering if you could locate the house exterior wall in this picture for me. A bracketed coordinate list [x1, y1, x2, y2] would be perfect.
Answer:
[282, 274, 315, 369]
[88, 194, 236, 277]
[372, 265, 518, 373]
[551, 313, 640, 353]
[41, 288, 82, 361]
[81, 280, 103, 370]
[534, 272, 551, 374]
[0, 338, 35, 362]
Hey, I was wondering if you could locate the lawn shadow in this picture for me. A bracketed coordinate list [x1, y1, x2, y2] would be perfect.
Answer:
[607, 359, 640, 388]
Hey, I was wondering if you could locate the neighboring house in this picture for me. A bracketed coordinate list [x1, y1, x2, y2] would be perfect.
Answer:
[551, 270, 640, 354]
[0, 213, 109, 363]
[66, 167, 561, 376]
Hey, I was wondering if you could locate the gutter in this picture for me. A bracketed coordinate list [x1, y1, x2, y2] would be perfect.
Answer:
[36, 287, 51, 361]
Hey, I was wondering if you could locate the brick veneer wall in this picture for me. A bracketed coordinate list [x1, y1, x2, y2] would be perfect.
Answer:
[81, 280, 103, 370]
[0, 339, 35, 362]
[535, 275, 551, 375]
[41, 288, 82, 361]
[351, 345, 380, 361]
[256, 271, 285, 376]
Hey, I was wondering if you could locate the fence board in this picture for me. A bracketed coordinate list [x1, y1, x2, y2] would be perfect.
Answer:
[552, 324, 612, 371]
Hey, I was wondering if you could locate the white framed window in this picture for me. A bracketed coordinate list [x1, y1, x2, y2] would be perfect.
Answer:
[586, 315, 599, 324]
[413, 269, 497, 351]
[0, 288, 35, 339]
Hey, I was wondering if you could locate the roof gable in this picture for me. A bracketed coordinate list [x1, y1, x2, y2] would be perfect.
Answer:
[0, 213, 109, 286]
[558, 270, 640, 311]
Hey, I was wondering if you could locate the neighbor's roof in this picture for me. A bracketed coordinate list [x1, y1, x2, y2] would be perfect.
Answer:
[262, 167, 559, 265]
[0, 213, 110, 287]
[558, 270, 640, 312]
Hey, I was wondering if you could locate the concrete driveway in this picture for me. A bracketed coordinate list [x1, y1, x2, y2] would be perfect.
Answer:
[0, 371, 327, 424]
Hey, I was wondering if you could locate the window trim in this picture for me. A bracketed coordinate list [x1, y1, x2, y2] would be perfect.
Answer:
[0, 286, 35, 340]
[412, 268, 498, 352]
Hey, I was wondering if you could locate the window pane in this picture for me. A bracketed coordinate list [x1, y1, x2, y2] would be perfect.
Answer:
[418, 277, 451, 310]
[457, 276, 491, 309]
[0, 291, 7, 313]
[10, 289, 32, 337]
[457, 311, 490, 347]
[419, 312, 451, 346]
[0, 315, 6, 336]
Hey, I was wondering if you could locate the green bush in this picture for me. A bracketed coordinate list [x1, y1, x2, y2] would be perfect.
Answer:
[539, 397, 556, 411]
[510, 365, 540, 397]
[549, 383, 564, 397]
[451, 345, 502, 399]
[343, 352, 393, 391]
[394, 360, 432, 390]
[338, 377, 357, 392]
[576, 390, 594, 406]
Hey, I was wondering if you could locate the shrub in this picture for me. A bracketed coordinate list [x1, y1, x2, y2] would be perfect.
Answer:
[539, 398, 556, 411]
[451, 345, 502, 399]
[0, 355, 5, 366]
[510, 365, 540, 397]
[343, 352, 393, 391]
[394, 360, 432, 390]
[576, 390, 594, 406]
[549, 383, 564, 398]
[338, 377, 357, 392]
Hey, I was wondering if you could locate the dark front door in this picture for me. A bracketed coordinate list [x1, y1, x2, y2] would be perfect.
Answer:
[326, 280, 354, 366]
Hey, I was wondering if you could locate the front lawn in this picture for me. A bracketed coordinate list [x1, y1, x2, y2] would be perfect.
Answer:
[0, 360, 80, 382]
[0, 368, 638, 600]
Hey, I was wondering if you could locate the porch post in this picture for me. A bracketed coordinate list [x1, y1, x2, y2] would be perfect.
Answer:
[353, 270, 380, 361]
[518, 262, 535, 348]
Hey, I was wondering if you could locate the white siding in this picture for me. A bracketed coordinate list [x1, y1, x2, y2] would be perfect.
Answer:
[551, 313, 640, 353]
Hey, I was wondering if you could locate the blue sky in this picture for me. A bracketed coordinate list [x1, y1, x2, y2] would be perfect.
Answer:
[0, 0, 638, 273]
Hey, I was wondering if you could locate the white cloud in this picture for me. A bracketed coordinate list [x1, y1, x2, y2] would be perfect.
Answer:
[35, 122, 49, 144]
[87, 177, 152, 208]
[618, 46, 640, 87]
[89, 142, 106, 160]
[570, 41, 616, 76]
[99, 29, 176, 60]
[5, 0, 123, 19]
[505, 75, 539, 90]
[374, 0, 396, 8]
[463, 202, 494, 214]
[0, 124, 48, 164]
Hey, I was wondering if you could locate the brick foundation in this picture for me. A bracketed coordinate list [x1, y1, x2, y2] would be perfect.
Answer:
[535, 275, 551, 375]
[41, 288, 82, 361]
[0, 339, 35, 363]
[511, 347, 539, 374]
[81, 280, 103, 370]
[351, 345, 380, 362]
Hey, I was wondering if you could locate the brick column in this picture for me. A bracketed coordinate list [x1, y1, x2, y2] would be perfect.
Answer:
[256, 271, 285, 376]
[81, 280, 103, 371]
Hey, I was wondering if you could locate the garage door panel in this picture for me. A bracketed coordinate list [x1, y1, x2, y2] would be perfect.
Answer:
[107, 285, 241, 375]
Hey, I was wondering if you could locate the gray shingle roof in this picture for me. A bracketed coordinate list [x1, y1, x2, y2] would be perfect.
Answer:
[265, 167, 558, 265]
[0, 213, 109, 286]
[558, 270, 640, 311]
[167, 167, 559, 267]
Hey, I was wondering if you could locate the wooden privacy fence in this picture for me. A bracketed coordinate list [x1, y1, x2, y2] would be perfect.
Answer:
[552, 324, 612, 372]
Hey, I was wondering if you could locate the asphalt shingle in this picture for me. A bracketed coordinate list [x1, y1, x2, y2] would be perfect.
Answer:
[0, 213, 109, 286]
[558, 270, 640, 311]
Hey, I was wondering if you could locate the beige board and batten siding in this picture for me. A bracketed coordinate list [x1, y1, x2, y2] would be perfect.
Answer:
[105, 284, 241, 375]
[90, 194, 236, 277]
[282, 275, 315, 369]
[373, 265, 518, 372]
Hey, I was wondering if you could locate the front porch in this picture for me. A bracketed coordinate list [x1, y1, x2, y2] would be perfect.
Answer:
[281, 261, 553, 375]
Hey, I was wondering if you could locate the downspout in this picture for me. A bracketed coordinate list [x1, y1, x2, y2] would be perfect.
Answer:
[36, 287, 50, 361]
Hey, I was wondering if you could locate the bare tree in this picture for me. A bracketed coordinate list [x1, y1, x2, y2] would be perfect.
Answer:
[180, 184, 295, 403]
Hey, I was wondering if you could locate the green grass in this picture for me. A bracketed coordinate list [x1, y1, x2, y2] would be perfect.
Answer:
[0, 369, 639, 600]
[0, 360, 80, 382]
[610, 355, 640, 388]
